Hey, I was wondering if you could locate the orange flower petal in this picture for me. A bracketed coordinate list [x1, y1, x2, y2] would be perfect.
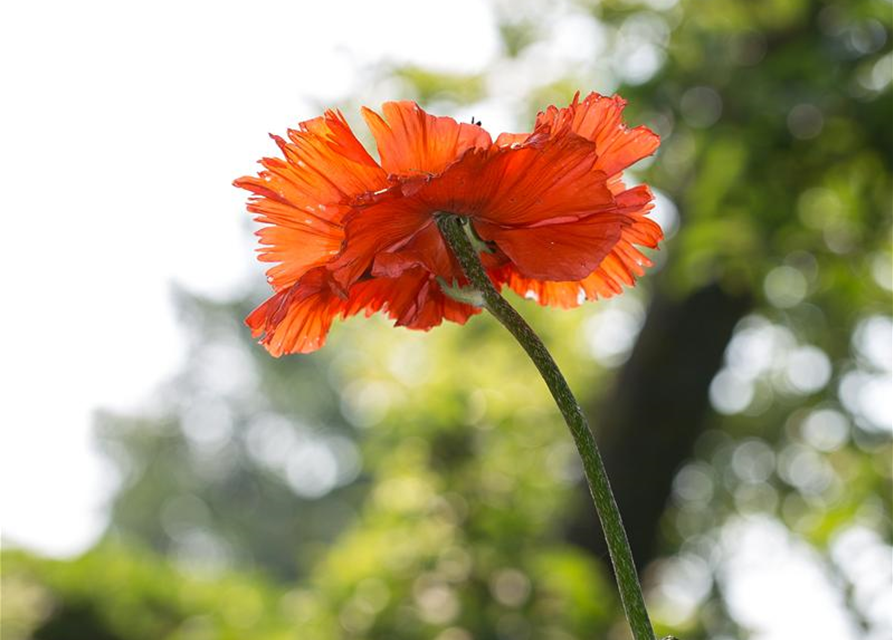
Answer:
[359, 268, 479, 331]
[477, 213, 625, 281]
[494, 185, 662, 308]
[245, 269, 343, 356]
[494, 131, 531, 147]
[246, 267, 480, 356]
[417, 132, 615, 227]
[331, 124, 622, 289]
[328, 198, 433, 290]
[370, 221, 459, 281]
[239, 94, 663, 356]
[496, 231, 656, 309]
[234, 110, 387, 290]
[537, 92, 660, 180]
[361, 101, 492, 177]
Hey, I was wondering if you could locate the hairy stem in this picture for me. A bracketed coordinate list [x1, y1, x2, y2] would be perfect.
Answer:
[436, 213, 656, 640]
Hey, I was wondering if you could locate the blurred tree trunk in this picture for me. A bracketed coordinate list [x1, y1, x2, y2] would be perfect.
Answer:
[569, 282, 751, 568]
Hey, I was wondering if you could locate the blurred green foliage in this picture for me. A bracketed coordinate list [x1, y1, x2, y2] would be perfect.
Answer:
[3, 0, 890, 638]
[2, 545, 294, 640]
[393, 66, 487, 105]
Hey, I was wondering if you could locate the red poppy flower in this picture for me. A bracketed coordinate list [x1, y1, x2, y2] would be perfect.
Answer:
[235, 92, 662, 356]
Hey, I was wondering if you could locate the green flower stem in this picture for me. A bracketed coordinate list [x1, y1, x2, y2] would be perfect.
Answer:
[435, 213, 656, 640]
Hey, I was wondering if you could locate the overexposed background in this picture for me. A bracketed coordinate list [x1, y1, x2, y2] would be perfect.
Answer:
[1, 0, 501, 554]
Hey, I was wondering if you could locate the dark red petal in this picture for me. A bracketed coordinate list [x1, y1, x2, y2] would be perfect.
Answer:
[328, 198, 432, 290]
[477, 213, 625, 282]
[492, 185, 663, 307]
[371, 220, 459, 280]
[346, 269, 480, 331]
[417, 133, 615, 227]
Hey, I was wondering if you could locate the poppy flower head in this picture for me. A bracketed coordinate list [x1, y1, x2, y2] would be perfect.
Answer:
[236, 92, 662, 356]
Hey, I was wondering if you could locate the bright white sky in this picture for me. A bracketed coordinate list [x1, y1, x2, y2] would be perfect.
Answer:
[0, 0, 500, 556]
[0, 1, 879, 637]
